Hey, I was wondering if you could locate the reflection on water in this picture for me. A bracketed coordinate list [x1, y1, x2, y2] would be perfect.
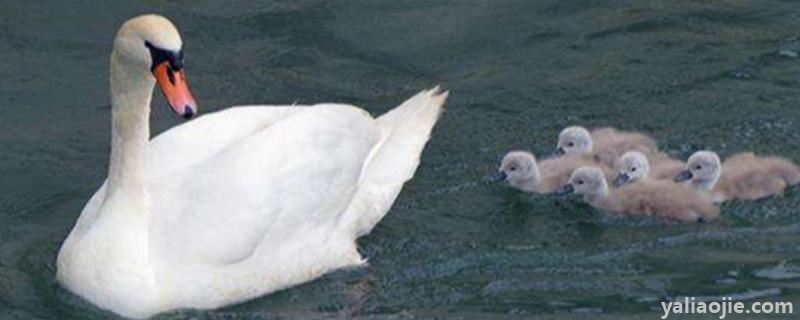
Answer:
[1, 0, 799, 319]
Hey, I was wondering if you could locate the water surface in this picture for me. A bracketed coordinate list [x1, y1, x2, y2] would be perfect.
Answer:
[1, 0, 799, 319]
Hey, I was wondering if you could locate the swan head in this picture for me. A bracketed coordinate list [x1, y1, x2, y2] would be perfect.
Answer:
[556, 126, 593, 156]
[113, 14, 196, 119]
[613, 151, 650, 187]
[497, 151, 538, 185]
[556, 166, 608, 197]
[675, 151, 721, 190]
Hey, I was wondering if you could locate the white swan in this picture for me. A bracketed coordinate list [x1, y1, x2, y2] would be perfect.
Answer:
[56, 15, 448, 319]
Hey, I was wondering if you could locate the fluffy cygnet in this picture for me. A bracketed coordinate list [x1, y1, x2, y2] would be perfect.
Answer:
[560, 166, 719, 223]
[556, 126, 659, 167]
[613, 151, 686, 187]
[648, 152, 688, 181]
[497, 150, 613, 194]
[676, 151, 800, 202]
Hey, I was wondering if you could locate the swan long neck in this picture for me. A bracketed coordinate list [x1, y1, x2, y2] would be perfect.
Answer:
[517, 162, 542, 192]
[529, 162, 542, 186]
[108, 51, 153, 194]
[693, 175, 719, 191]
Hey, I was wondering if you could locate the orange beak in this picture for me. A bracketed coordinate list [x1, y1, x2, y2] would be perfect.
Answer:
[152, 62, 197, 119]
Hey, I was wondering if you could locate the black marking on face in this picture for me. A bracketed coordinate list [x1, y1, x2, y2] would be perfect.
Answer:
[555, 183, 575, 195]
[145, 41, 184, 71]
[166, 68, 176, 85]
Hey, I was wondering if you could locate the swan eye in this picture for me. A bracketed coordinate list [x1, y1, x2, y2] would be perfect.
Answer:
[695, 165, 702, 170]
[577, 180, 584, 185]
[568, 142, 575, 147]
[509, 166, 517, 172]
[631, 167, 637, 172]
[145, 41, 184, 71]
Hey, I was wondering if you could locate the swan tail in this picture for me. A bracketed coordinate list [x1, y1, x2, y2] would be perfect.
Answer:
[343, 86, 448, 237]
[774, 158, 800, 186]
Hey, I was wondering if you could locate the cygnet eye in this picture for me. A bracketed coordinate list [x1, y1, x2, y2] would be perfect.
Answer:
[631, 167, 637, 172]
[509, 166, 517, 171]
[577, 180, 584, 185]
[695, 165, 702, 170]
[568, 142, 575, 147]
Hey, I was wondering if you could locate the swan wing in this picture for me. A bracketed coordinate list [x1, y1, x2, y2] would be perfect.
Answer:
[148, 104, 381, 266]
[340, 88, 447, 236]
[148, 106, 309, 177]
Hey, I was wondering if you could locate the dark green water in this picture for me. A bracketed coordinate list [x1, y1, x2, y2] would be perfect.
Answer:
[1, 0, 799, 319]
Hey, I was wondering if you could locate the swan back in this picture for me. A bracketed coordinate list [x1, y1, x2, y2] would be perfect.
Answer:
[589, 127, 659, 167]
[615, 179, 719, 222]
[568, 166, 718, 222]
[647, 152, 687, 181]
[715, 152, 800, 201]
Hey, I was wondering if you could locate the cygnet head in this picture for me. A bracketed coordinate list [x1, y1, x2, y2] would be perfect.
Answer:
[675, 151, 721, 190]
[556, 166, 609, 198]
[113, 14, 197, 119]
[613, 151, 650, 187]
[556, 126, 593, 156]
[497, 151, 539, 186]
